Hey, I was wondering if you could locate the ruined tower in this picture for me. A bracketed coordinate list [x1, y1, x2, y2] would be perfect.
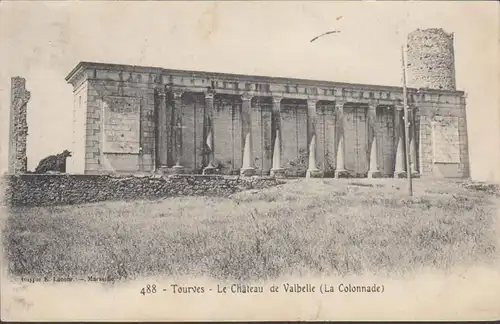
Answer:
[8, 77, 31, 174]
[406, 28, 456, 91]
[405, 28, 469, 179]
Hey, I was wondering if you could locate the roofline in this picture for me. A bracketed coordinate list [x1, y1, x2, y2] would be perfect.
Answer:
[65, 61, 465, 95]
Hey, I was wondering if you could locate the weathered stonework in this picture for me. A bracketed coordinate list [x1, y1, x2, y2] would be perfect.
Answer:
[4, 174, 281, 207]
[8, 77, 31, 174]
[65, 29, 469, 179]
[407, 28, 456, 91]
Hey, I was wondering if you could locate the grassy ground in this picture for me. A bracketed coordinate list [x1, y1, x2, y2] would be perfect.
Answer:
[2, 178, 499, 282]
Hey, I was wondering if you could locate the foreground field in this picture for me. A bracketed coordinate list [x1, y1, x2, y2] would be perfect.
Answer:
[3, 178, 499, 281]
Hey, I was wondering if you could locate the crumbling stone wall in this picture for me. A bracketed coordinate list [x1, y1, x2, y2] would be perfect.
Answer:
[8, 77, 31, 174]
[406, 28, 456, 91]
[3, 174, 281, 207]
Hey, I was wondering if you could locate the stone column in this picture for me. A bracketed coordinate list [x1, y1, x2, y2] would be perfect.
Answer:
[270, 96, 285, 178]
[306, 99, 323, 178]
[8, 77, 31, 174]
[172, 90, 185, 174]
[240, 93, 255, 176]
[271, 96, 282, 152]
[367, 103, 377, 148]
[202, 90, 216, 175]
[306, 134, 323, 178]
[307, 99, 318, 148]
[394, 105, 407, 178]
[335, 100, 345, 145]
[409, 107, 420, 178]
[367, 103, 381, 178]
[156, 87, 169, 171]
[334, 101, 348, 178]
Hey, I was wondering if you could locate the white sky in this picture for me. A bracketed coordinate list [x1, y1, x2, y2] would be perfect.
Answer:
[0, 1, 498, 181]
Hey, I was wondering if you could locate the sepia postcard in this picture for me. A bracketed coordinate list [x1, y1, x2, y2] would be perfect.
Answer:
[1, 0, 499, 321]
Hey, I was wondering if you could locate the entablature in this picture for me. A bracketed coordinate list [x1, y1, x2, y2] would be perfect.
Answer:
[66, 62, 466, 107]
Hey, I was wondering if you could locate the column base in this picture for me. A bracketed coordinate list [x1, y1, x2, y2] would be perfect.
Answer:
[306, 168, 324, 179]
[393, 171, 407, 178]
[411, 171, 420, 178]
[172, 164, 185, 175]
[240, 167, 255, 177]
[335, 169, 350, 178]
[202, 163, 217, 175]
[270, 168, 286, 178]
[367, 170, 382, 179]
[156, 166, 170, 175]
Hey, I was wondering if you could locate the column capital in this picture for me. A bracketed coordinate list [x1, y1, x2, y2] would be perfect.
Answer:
[165, 84, 184, 99]
[307, 98, 319, 106]
[172, 90, 184, 100]
[205, 91, 215, 100]
[156, 87, 167, 97]
[241, 92, 254, 101]
[272, 96, 283, 104]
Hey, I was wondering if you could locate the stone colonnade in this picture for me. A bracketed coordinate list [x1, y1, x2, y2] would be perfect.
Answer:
[154, 86, 420, 178]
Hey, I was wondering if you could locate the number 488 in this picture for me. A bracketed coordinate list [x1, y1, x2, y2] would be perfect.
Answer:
[140, 284, 156, 295]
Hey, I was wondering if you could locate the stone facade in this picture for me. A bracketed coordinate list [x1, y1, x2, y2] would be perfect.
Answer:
[65, 30, 470, 179]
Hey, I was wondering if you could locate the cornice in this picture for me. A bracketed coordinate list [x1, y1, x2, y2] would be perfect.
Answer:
[65, 61, 465, 97]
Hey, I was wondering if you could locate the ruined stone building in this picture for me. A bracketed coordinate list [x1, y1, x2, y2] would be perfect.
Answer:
[65, 28, 470, 178]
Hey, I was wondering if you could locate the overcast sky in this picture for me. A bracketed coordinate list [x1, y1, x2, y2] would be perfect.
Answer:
[0, 1, 498, 181]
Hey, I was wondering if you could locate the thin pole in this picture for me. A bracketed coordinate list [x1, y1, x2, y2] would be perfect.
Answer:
[401, 42, 413, 196]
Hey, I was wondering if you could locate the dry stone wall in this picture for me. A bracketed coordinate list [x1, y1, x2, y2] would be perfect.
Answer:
[3, 174, 281, 207]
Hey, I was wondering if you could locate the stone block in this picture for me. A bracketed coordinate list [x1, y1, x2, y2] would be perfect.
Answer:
[367, 170, 382, 179]
[172, 165, 185, 175]
[393, 171, 407, 178]
[202, 165, 217, 175]
[270, 168, 286, 178]
[240, 167, 255, 177]
[334, 169, 349, 178]
[306, 169, 324, 179]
